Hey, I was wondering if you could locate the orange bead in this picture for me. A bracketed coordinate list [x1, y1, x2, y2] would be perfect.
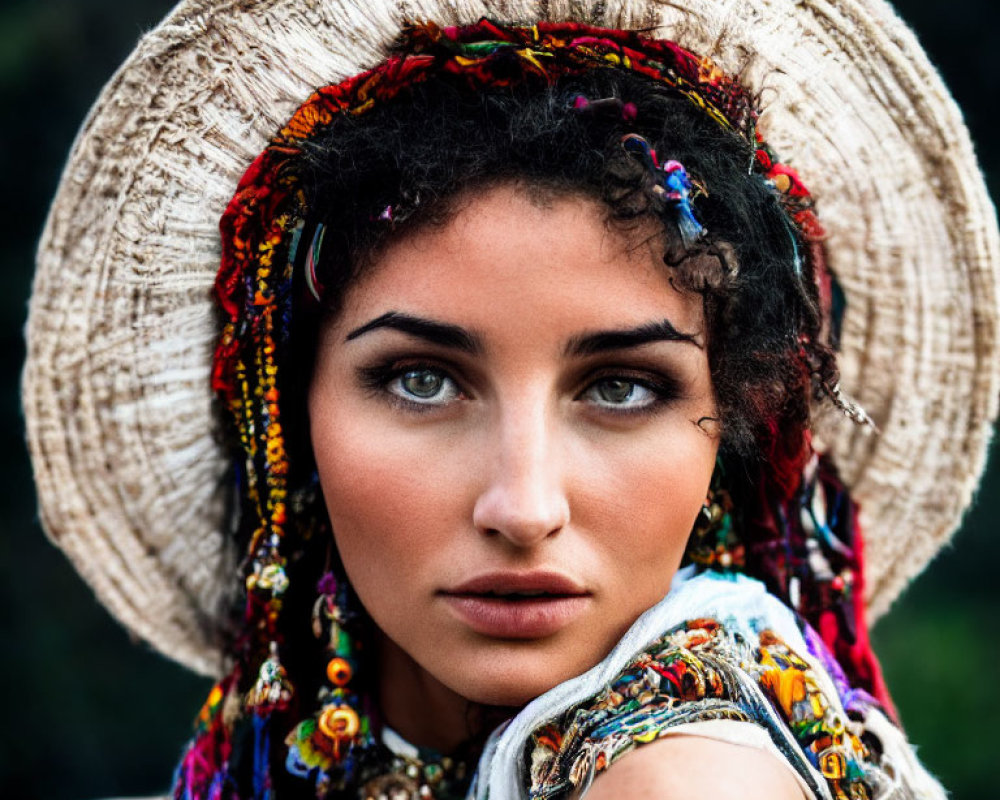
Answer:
[318, 705, 359, 741]
[326, 657, 352, 686]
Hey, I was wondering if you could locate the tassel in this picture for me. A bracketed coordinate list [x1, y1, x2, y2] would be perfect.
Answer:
[661, 160, 707, 248]
[173, 677, 236, 800]
[620, 135, 707, 249]
[253, 714, 274, 800]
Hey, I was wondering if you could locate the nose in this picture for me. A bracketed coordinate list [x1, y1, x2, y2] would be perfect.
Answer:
[472, 401, 570, 548]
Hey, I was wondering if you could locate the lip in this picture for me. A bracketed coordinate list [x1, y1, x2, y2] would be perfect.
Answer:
[439, 571, 591, 639]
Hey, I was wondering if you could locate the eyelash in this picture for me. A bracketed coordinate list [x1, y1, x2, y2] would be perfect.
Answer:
[579, 370, 682, 416]
[358, 361, 465, 412]
[357, 360, 683, 415]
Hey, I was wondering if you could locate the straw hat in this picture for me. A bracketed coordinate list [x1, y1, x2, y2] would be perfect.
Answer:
[23, 0, 1000, 677]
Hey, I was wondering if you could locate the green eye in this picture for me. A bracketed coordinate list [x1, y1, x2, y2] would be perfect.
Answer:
[583, 377, 662, 411]
[401, 369, 445, 399]
[386, 367, 461, 406]
[359, 362, 465, 409]
[595, 379, 638, 405]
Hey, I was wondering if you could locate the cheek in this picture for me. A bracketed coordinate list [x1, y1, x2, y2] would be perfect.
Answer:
[308, 403, 469, 604]
[572, 423, 713, 585]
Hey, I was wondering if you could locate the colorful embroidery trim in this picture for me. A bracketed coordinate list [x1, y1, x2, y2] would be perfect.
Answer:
[527, 618, 886, 800]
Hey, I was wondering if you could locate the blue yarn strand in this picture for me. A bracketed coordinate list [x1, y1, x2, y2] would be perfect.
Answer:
[252, 714, 273, 800]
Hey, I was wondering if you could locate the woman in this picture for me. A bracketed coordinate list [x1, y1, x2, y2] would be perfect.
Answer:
[23, 1, 999, 799]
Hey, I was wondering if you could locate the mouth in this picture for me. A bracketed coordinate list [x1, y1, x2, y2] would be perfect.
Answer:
[443, 570, 588, 597]
[456, 589, 570, 599]
[439, 571, 591, 639]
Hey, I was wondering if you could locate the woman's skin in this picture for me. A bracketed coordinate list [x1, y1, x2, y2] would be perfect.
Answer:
[586, 733, 808, 799]
[308, 181, 719, 752]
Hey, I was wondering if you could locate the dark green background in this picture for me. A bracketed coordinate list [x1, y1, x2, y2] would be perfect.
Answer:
[2, 1, 997, 798]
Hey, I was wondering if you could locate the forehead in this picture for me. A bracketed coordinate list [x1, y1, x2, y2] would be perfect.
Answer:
[335, 182, 705, 341]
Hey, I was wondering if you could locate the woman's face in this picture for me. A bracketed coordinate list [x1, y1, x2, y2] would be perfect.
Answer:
[309, 182, 718, 709]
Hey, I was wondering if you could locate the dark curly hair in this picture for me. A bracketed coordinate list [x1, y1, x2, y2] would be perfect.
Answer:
[291, 67, 834, 464]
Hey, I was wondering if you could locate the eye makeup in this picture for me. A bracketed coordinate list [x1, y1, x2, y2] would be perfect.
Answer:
[356, 358, 470, 413]
[354, 353, 688, 420]
[575, 368, 684, 417]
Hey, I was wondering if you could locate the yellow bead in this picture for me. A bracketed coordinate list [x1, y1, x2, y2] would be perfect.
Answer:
[207, 684, 224, 706]
[318, 705, 360, 741]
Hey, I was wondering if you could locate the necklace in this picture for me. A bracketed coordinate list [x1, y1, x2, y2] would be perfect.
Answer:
[360, 727, 473, 800]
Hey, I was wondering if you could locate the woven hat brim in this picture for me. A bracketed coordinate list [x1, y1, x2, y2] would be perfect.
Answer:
[24, 0, 1000, 676]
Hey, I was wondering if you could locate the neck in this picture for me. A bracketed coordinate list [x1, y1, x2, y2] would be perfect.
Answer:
[376, 633, 514, 754]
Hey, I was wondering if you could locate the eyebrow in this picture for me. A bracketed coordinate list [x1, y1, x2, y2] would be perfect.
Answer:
[344, 311, 702, 356]
[565, 319, 703, 356]
[344, 311, 482, 354]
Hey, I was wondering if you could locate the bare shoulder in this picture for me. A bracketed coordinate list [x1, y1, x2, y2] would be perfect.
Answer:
[584, 734, 809, 800]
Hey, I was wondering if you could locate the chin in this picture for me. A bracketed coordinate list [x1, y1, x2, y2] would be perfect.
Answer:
[455, 677, 555, 708]
[436, 642, 602, 708]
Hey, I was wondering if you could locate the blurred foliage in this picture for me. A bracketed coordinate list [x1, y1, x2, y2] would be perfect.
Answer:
[1, 3, 211, 798]
[2, 1, 997, 798]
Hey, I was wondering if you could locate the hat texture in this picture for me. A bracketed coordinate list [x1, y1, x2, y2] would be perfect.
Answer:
[24, 0, 1000, 676]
